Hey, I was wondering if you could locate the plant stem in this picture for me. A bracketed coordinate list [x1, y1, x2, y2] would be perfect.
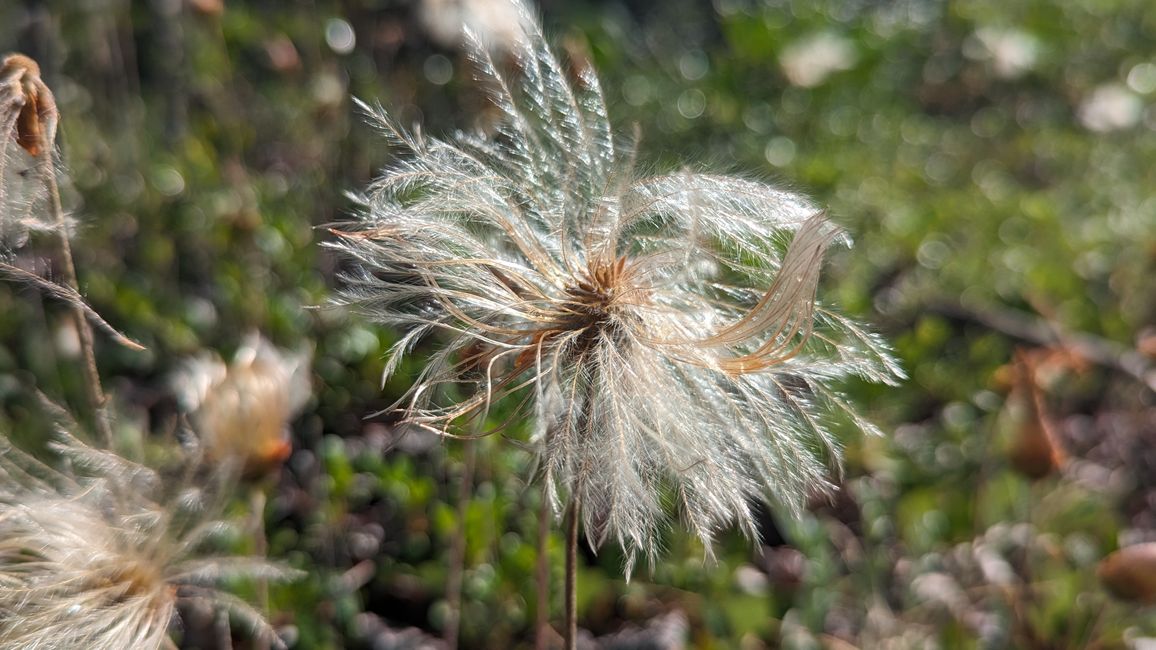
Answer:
[1076, 597, 1108, 650]
[41, 152, 113, 446]
[534, 485, 550, 650]
[564, 495, 580, 650]
[445, 437, 477, 649]
[924, 299, 1156, 392]
[251, 488, 271, 650]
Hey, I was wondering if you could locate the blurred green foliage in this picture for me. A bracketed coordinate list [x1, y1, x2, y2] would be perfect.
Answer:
[3, 0, 1156, 647]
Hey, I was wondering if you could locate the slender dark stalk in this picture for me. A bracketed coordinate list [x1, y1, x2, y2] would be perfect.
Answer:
[41, 151, 113, 446]
[534, 486, 551, 650]
[445, 437, 478, 648]
[564, 495, 581, 650]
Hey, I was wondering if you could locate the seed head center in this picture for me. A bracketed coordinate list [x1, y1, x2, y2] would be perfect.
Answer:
[561, 256, 630, 327]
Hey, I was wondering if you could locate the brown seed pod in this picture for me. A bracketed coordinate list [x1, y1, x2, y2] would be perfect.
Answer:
[1004, 348, 1066, 479]
[1098, 543, 1156, 603]
[1, 53, 58, 157]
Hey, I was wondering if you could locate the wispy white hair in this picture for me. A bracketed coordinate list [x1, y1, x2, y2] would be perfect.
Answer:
[331, 4, 902, 574]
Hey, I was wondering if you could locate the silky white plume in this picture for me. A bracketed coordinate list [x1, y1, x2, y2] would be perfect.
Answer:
[331, 5, 902, 574]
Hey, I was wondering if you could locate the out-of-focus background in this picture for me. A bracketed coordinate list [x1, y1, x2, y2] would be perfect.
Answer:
[2, 0, 1156, 647]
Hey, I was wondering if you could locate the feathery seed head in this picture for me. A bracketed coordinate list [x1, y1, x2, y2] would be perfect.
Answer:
[331, 3, 903, 574]
[0, 433, 300, 649]
[172, 333, 313, 478]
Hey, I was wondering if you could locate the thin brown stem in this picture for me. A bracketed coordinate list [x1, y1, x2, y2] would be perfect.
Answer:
[445, 437, 478, 649]
[925, 299, 1156, 392]
[535, 486, 551, 650]
[41, 152, 113, 446]
[564, 495, 580, 650]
